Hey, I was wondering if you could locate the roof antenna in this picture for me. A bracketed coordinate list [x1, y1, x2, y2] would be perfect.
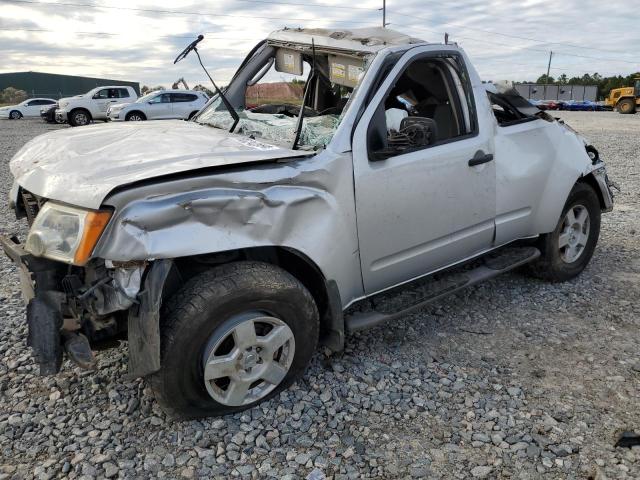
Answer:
[444, 32, 449, 45]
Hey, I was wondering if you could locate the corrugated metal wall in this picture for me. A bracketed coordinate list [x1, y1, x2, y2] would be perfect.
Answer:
[515, 83, 597, 101]
[0, 71, 140, 98]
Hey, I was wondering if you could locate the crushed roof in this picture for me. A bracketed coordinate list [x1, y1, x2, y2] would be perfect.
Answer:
[267, 27, 427, 53]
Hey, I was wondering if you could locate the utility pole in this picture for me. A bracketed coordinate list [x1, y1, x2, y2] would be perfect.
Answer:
[546, 51, 553, 84]
[544, 51, 554, 100]
[382, 0, 386, 28]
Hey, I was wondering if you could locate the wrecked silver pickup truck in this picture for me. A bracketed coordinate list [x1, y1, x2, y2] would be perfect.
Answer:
[3, 27, 614, 418]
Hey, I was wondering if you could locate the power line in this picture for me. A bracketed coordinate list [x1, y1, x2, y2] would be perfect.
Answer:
[5, 0, 637, 61]
[395, 22, 640, 67]
[2, 1, 637, 77]
[236, 0, 377, 11]
[1, 0, 376, 24]
[389, 10, 636, 57]
[0, 26, 261, 42]
[0, 27, 192, 38]
[5, 0, 634, 59]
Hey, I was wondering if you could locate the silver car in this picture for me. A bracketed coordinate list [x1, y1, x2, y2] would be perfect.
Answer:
[2, 27, 614, 418]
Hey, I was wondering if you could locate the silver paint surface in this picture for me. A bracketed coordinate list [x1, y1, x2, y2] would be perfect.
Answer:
[8, 35, 612, 309]
[96, 148, 365, 306]
[10, 120, 308, 209]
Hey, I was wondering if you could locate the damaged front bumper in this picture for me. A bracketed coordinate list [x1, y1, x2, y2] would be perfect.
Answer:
[591, 163, 616, 212]
[0, 235, 170, 378]
[1, 235, 66, 374]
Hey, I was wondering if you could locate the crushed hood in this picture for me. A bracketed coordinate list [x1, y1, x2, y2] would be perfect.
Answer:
[10, 120, 309, 209]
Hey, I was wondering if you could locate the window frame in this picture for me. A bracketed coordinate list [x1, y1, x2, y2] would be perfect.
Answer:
[488, 92, 539, 128]
[93, 89, 110, 99]
[148, 93, 171, 104]
[171, 93, 198, 103]
[365, 50, 479, 162]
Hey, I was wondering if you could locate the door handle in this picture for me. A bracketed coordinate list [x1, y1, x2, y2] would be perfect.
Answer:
[468, 151, 494, 167]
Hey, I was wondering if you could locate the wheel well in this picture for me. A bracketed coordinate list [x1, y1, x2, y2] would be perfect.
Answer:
[70, 107, 92, 119]
[167, 247, 343, 351]
[127, 110, 146, 120]
[578, 173, 606, 210]
[9, 110, 21, 117]
[188, 111, 198, 119]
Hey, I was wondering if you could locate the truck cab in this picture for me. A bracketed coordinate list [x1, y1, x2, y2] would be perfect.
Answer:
[605, 77, 640, 114]
[3, 27, 614, 418]
[55, 85, 138, 126]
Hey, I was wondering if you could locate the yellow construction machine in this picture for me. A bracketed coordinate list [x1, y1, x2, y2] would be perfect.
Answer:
[605, 77, 640, 114]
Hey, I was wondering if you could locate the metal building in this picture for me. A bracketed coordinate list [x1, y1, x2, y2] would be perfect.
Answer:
[0, 71, 140, 99]
[515, 84, 597, 102]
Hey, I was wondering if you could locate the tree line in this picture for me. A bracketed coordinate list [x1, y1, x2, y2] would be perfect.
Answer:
[522, 72, 640, 99]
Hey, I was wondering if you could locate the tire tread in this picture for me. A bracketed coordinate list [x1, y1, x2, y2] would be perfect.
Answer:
[150, 261, 319, 419]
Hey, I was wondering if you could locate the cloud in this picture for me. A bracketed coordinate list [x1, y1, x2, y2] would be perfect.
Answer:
[0, 0, 638, 87]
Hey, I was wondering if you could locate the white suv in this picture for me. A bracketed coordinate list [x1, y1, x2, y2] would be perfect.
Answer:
[107, 89, 209, 122]
[0, 98, 57, 119]
[56, 86, 138, 126]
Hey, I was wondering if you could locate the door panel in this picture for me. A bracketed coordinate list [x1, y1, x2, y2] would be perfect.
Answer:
[24, 101, 39, 116]
[171, 93, 198, 118]
[352, 47, 496, 294]
[147, 93, 173, 119]
[355, 135, 495, 293]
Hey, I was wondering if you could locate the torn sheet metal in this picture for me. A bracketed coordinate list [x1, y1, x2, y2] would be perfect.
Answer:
[9, 120, 310, 209]
[91, 265, 144, 316]
[127, 259, 172, 378]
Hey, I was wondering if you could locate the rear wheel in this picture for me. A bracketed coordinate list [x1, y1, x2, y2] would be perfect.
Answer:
[188, 111, 198, 120]
[9, 110, 22, 120]
[150, 261, 319, 419]
[528, 183, 601, 282]
[68, 109, 91, 126]
[125, 111, 146, 121]
[617, 98, 636, 114]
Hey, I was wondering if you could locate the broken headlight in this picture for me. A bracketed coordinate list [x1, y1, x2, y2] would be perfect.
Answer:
[25, 202, 111, 265]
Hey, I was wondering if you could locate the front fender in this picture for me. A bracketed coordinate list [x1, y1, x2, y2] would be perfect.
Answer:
[94, 151, 364, 307]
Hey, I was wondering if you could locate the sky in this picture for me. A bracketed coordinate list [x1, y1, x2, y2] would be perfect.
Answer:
[0, 0, 639, 88]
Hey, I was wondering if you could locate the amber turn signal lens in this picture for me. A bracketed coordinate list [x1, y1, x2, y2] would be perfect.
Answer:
[74, 210, 112, 265]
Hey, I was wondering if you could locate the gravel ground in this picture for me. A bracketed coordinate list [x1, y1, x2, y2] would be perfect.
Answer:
[0, 113, 639, 480]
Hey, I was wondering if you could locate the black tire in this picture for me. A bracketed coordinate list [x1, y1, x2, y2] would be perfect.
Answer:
[9, 110, 22, 120]
[150, 261, 319, 419]
[528, 182, 601, 282]
[125, 111, 146, 121]
[187, 111, 198, 120]
[617, 98, 636, 114]
[68, 109, 91, 127]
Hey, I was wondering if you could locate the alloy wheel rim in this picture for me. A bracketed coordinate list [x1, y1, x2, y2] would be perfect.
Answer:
[558, 204, 590, 263]
[130, 114, 143, 121]
[75, 113, 88, 125]
[10, 112, 20, 119]
[202, 314, 295, 406]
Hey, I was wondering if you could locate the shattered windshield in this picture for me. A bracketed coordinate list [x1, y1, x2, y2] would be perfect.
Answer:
[196, 46, 364, 150]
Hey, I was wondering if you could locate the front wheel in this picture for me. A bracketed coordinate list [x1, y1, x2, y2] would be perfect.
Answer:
[617, 98, 636, 114]
[9, 110, 22, 120]
[150, 261, 319, 419]
[125, 111, 146, 121]
[528, 182, 601, 282]
[68, 109, 91, 126]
